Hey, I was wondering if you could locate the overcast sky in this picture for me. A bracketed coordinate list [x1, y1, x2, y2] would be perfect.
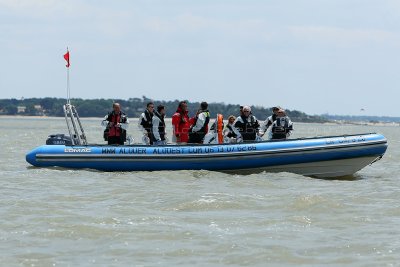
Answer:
[1, 0, 399, 116]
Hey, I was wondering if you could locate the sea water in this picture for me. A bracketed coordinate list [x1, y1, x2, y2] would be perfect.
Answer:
[0, 117, 399, 266]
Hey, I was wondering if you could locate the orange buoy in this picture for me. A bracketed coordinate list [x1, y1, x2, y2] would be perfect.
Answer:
[217, 114, 224, 144]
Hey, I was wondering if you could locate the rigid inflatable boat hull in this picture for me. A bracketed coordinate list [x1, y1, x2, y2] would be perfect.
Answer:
[26, 133, 387, 178]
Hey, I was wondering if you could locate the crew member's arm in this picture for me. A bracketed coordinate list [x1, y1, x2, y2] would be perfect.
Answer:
[120, 117, 129, 130]
[232, 118, 243, 139]
[171, 113, 181, 138]
[152, 116, 161, 141]
[286, 118, 293, 136]
[259, 119, 268, 136]
[223, 125, 230, 137]
[254, 117, 262, 136]
[266, 117, 273, 129]
[101, 115, 110, 128]
[138, 113, 147, 135]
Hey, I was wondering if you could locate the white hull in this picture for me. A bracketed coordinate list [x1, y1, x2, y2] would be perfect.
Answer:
[226, 156, 381, 178]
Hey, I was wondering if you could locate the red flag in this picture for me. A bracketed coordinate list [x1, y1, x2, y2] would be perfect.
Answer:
[63, 50, 70, 68]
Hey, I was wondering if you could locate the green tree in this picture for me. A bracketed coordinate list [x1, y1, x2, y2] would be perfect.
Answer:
[4, 104, 17, 115]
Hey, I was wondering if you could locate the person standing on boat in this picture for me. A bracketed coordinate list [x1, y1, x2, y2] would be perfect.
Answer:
[259, 106, 281, 137]
[152, 105, 167, 146]
[233, 106, 261, 142]
[271, 109, 293, 140]
[102, 103, 129, 145]
[188, 102, 210, 143]
[172, 101, 191, 144]
[138, 102, 154, 145]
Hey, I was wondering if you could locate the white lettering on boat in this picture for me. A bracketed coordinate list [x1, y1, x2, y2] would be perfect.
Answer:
[119, 148, 147, 154]
[64, 148, 91, 153]
[326, 137, 366, 145]
[98, 145, 259, 155]
[153, 147, 182, 154]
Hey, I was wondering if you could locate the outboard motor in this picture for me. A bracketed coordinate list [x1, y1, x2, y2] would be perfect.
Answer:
[46, 134, 73, 145]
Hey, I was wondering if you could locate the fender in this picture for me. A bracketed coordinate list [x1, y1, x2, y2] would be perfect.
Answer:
[217, 114, 224, 144]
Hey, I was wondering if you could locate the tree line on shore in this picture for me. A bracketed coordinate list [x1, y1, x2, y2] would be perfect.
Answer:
[0, 97, 328, 123]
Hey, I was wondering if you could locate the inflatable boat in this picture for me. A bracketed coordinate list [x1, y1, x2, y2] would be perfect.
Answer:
[24, 104, 388, 178]
[26, 132, 387, 178]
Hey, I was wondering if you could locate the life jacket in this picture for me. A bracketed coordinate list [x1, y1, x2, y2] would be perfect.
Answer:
[153, 111, 166, 141]
[236, 115, 259, 141]
[191, 110, 210, 134]
[189, 110, 210, 143]
[103, 111, 127, 141]
[172, 107, 191, 143]
[140, 109, 153, 135]
[272, 117, 290, 139]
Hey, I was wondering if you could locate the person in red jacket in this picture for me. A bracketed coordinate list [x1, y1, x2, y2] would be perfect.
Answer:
[172, 101, 191, 144]
[102, 103, 129, 145]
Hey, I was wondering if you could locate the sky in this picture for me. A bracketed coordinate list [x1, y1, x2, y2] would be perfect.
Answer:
[1, 0, 400, 116]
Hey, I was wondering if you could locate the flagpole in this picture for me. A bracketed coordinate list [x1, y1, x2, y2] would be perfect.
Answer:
[66, 66, 70, 104]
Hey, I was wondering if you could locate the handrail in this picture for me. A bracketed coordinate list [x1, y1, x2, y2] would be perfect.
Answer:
[63, 103, 88, 145]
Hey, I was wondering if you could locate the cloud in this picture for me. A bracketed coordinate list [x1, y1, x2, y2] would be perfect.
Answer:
[0, 0, 135, 46]
[288, 25, 400, 47]
[0, 0, 77, 18]
[143, 13, 276, 44]
[0, 0, 57, 9]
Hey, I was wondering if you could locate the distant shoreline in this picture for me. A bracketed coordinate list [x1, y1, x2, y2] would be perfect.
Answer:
[1, 115, 399, 126]
[0, 97, 328, 123]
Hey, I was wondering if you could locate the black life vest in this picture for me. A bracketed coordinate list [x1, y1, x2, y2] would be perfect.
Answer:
[140, 109, 153, 134]
[235, 115, 259, 141]
[153, 111, 166, 141]
[272, 117, 289, 139]
[191, 110, 210, 134]
[189, 110, 210, 143]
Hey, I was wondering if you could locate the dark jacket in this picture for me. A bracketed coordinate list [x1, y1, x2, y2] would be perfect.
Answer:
[234, 115, 260, 141]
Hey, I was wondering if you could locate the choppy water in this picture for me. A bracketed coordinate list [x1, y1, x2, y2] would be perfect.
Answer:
[1, 117, 399, 266]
